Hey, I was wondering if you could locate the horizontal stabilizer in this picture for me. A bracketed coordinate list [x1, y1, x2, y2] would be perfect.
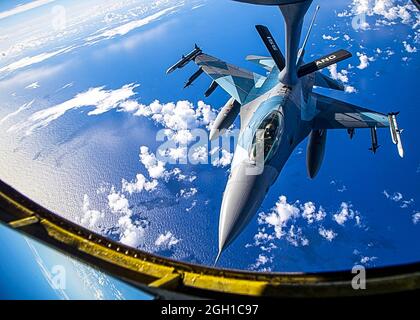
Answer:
[314, 72, 344, 91]
[195, 53, 265, 104]
[255, 25, 286, 71]
[298, 49, 352, 78]
[246, 55, 275, 71]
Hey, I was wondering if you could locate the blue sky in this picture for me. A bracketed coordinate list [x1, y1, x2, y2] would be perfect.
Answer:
[0, 0, 419, 298]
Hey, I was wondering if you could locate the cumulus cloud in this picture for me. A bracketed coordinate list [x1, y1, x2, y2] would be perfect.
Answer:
[333, 202, 361, 226]
[155, 231, 181, 249]
[301, 202, 326, 224]
[255, 195, 342, 250]
[356, 52, 374, 69]
[106, 187, 149, 248]
[108, 188, 131, 215]
[383, 190, 414, 208]
[80, 194, 104, 229]
[179, 188, 198, 199]
[318, 227, 337, 241]
[121, 173, 158, 195]
[132, 99, 216, 142]
[403, 41, 417, 53]
[339, 0, 418, 28]
[322, 34, 339, 41]
[118, 215, 145, 248]
[327, 64, 357, 93]
[140, 146, 167, 179]
[412, 212, 420, 224]
[250, 254, 273, 271]
[328, 64, 349, 83]
[259, 195, 301, 239]
[211, 147, 233, 167]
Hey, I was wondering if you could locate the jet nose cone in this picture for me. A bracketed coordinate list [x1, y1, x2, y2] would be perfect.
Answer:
[217, 163, 277, 257]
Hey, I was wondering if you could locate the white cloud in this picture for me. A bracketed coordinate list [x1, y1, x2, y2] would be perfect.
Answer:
[86, 6, 179, 41]
[179, 188, 198, 199]
[191, 145, 208, 163]
[250, 254, 273, 271]
[139, 146, 167, 180]
[80, 194, 104, 228]
[383, 190, 414, 208]
[360, 255, 377, 265]
[0, 100, 34, 125]
[0, 46, 73, 75]
[155, 231, 181, 249]
[345, 85, 357, 93]
[301, 202, 326, 224]
[286, 225, 309, 247]
[327, 64, 357, 93]
[333, 202, 361, 226]
[9, 83, 138, 135]
[118, 215, 145, 248]
[121, 173, 158, 195]
[403, 41, 417, 53]
[383, 190, 403, 202]
[108, 188, 131, 215]
[328, 64, 349, 83]
[133, 100, 216, 138]
[211, 147, 233, 167]
[0, 0, 56, 20]
[25, 81, 40, 89]
[259, 195, 301, 239]
[318, 227, 337, 241]
[322, 34, 339, 41]
[412, 212, 420, 224]
[356, 52, 374, 69]
[340, 0, 418, 26]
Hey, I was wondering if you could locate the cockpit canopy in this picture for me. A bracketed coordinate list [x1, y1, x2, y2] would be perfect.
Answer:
[249, 111, 284, 163]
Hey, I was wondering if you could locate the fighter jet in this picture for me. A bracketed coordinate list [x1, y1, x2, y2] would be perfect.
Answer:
[166, 0, 404, 264]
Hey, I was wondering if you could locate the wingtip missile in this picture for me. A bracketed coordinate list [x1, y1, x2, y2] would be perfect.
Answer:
[388, 112, 404, 158]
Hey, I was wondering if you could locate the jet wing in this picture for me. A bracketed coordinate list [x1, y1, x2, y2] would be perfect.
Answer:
[194, 53, 265, 104]
[311, 93, 389, 129]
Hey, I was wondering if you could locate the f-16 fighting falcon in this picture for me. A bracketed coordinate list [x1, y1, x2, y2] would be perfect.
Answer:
[166, 0, 404, 264]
